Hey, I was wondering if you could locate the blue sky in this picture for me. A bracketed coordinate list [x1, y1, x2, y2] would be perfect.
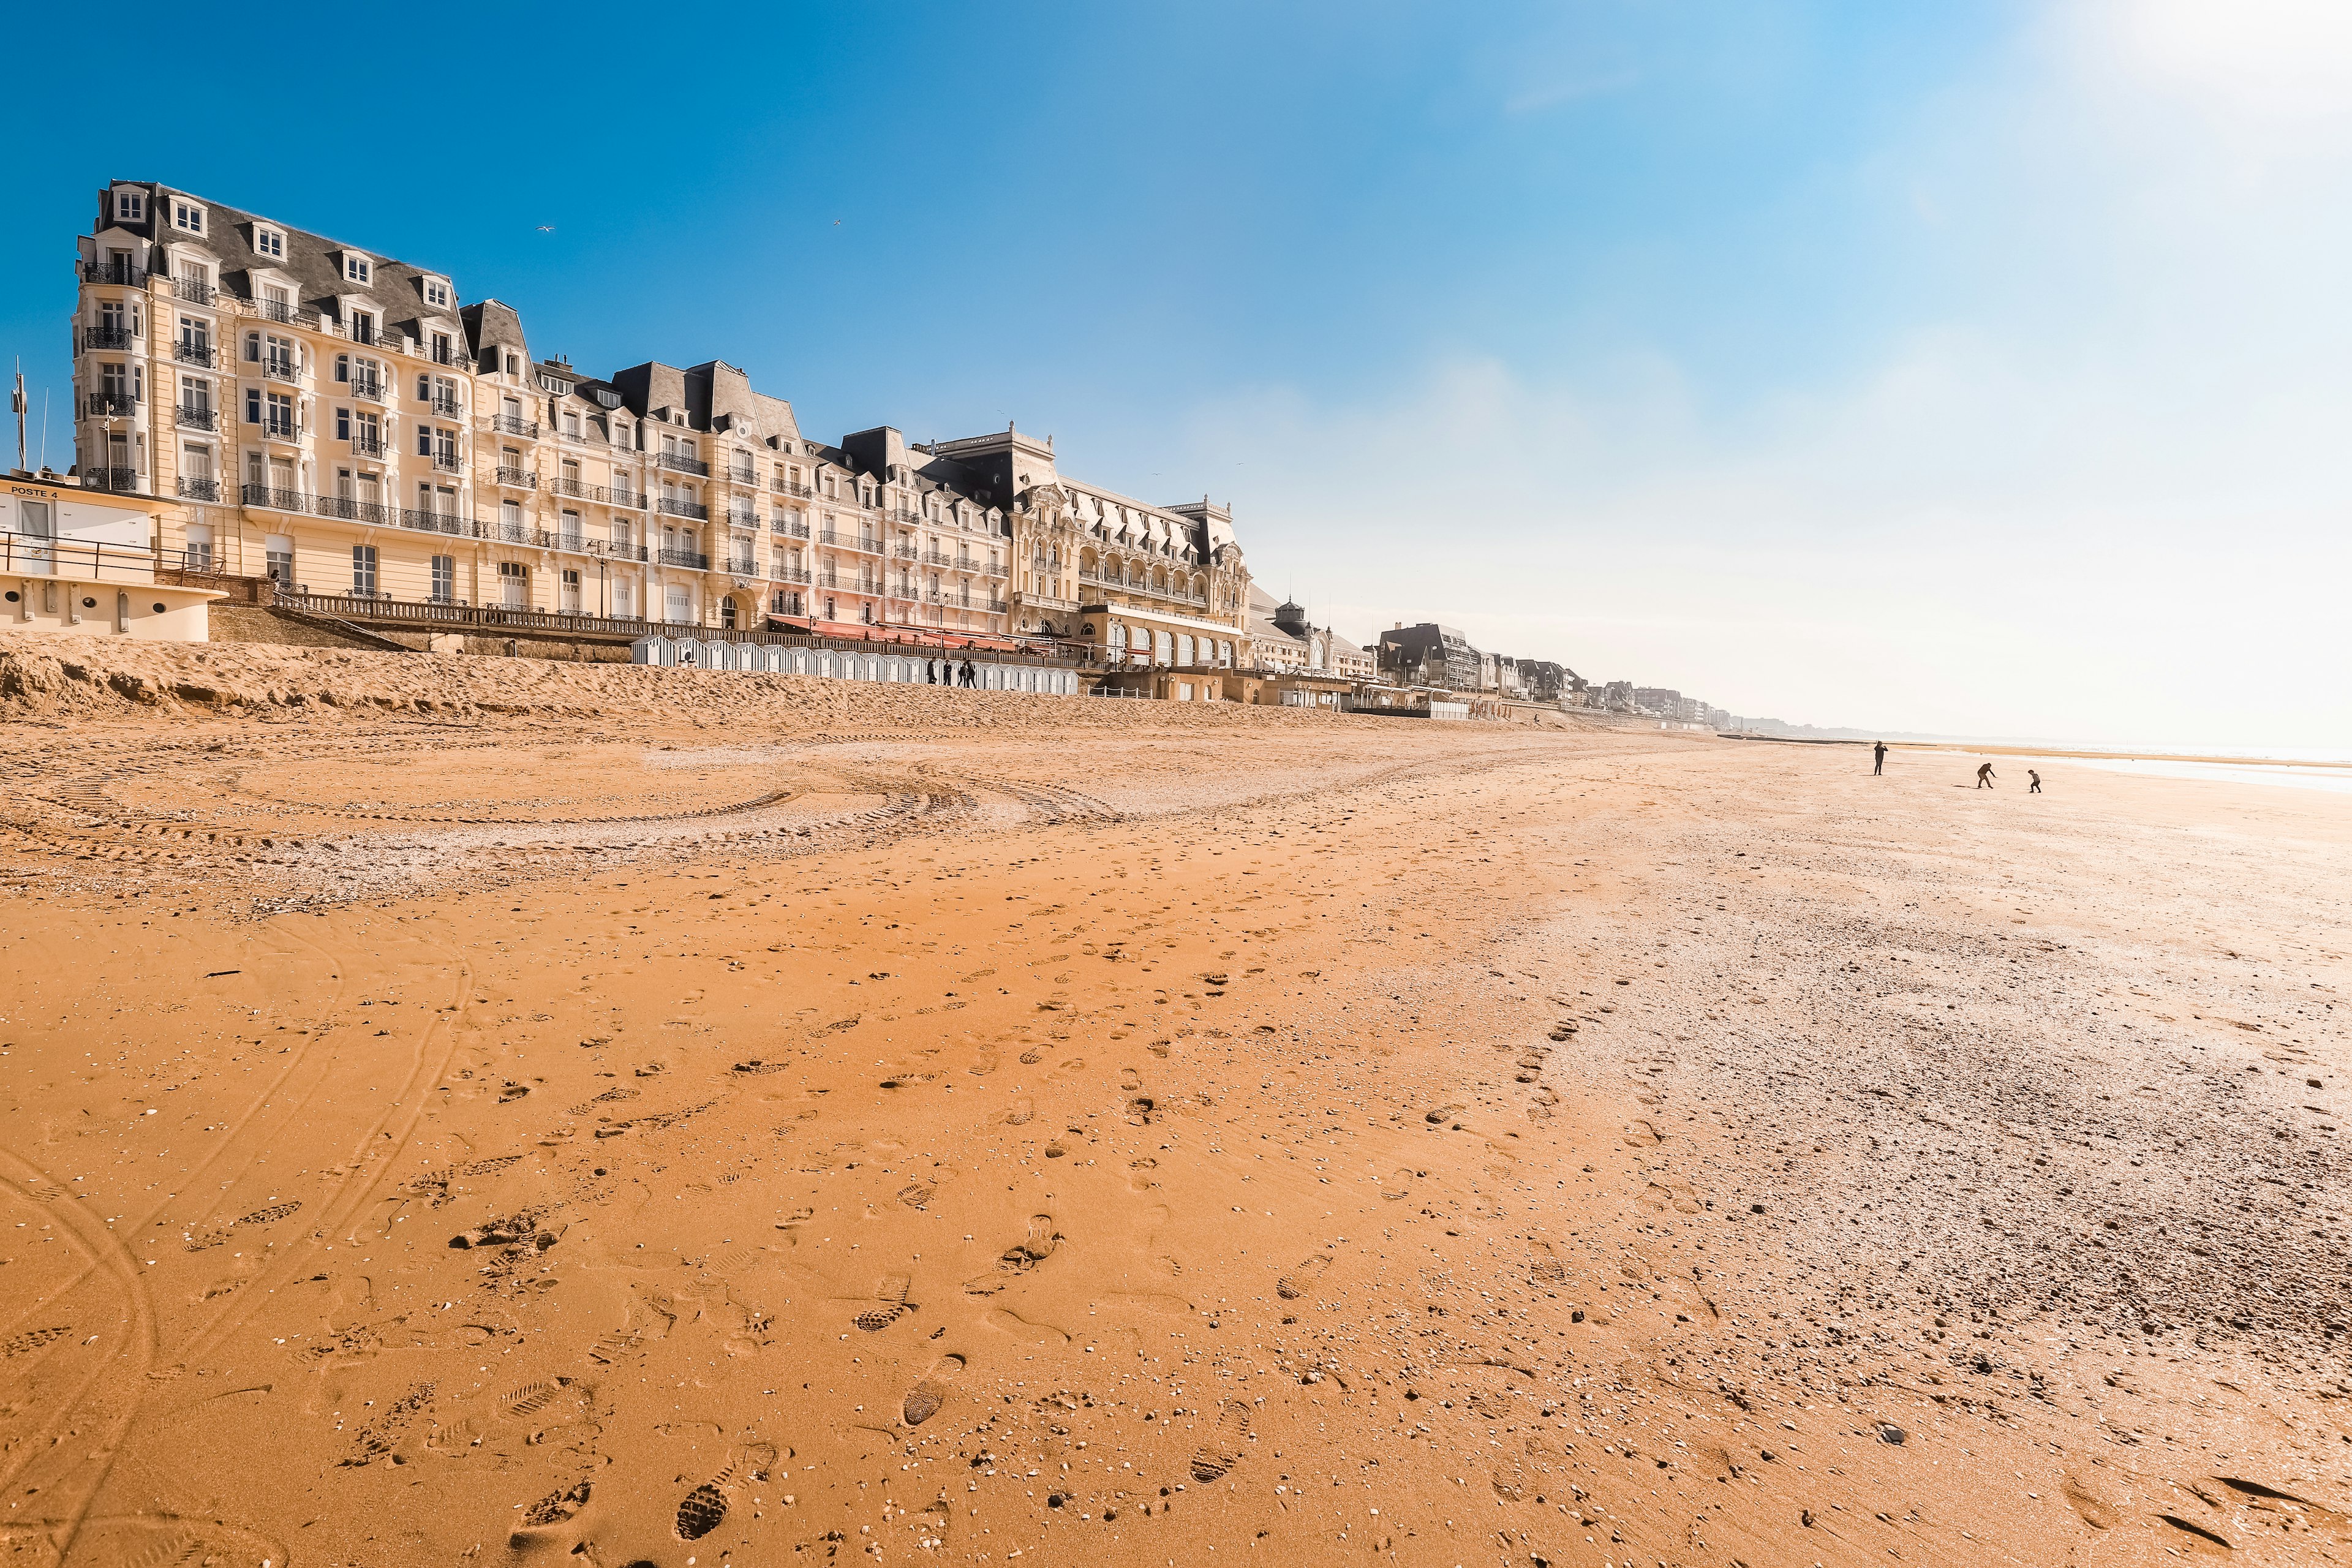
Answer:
[6, 2, 2347, 746]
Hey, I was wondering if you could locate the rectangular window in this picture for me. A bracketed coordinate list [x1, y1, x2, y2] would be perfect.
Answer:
[345, 255, 370, 283]
[244, 388, 261, 425]
[431, 554, 454, 603]
[265, 393, 295, 437]
[417, 426, 432, 458]
[256, 227, 284, 259]
[265, 533, 293, 586]
[417, 374, 430, 403]
[116, 190, 145, 222]
[352, 545, 378, 597]
[335, 409, 350, 440]
[174, 200, 203, 233]
[425, 279, 450, 308]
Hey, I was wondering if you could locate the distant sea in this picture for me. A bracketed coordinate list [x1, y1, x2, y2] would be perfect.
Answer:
[2025, 747, 2352, 797]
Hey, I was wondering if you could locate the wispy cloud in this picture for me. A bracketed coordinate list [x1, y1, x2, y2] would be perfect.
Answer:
[1502, 68, 1642, 116]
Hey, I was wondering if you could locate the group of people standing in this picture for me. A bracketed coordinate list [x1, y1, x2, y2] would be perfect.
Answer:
[927, 658, 980, 688]
[1874, 741, 2042, 793]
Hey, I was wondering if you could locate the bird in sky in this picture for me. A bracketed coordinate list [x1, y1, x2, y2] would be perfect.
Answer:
[536, 225, 555, 233]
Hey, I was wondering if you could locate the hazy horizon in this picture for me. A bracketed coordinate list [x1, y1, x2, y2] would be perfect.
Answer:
[4, 1, 2345, 747]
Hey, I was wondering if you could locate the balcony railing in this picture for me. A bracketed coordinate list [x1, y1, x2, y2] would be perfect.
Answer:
[86, 393, 137, 417]
[590, 539, 649, 562]
[429, 341, 464, 366]
[241, 483, 306, 511]
[429, 393, 461, 417]
[727, 463, 756, 484]
[317, 495, 398, 526]
[262, 360, 301, 383]
[85, 325, 134, 351]
[173, 341, 217, 368]
[496, 466, 534, 488]
[398, 508, 466, 535]
[775, 517, 810, 540]
[727, 505, 758, 527]
[177, 404, 217, 431]
[261, 421, 301, 443]
[892, 542, 919, 560]
[81, 260, 148, 287]
[345, 322, 379, 345]
[253, 297, 305, 326]
[489, 413, 538, 439]
[431, 450, 464, 473]
[173, 275, 216, 305]
[658, 547, 710, 570]
[481, 518, 532, 545]
[176, 475, 222, 502]
[658, 451, 709, 477]
[350, 432, 383, 458]
[80, 467, 141, 492]
[775, 565, 813, 585]
[351, 377, 388, 404]
[726, 556, 760, 576]
[782, 482, 814, 499]
[658, 496, 708, 520]
[922, 549, 953, 568]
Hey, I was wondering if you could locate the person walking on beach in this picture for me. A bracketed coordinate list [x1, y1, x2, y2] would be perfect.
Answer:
[2028, 769, 2043, 794]
[1873, 741, 1887, 775]
[960, 658, 977, 688]
[1975, 762, 1996, 789]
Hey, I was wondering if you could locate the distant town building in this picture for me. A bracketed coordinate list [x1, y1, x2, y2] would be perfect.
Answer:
[1377, 622, 1483, 690]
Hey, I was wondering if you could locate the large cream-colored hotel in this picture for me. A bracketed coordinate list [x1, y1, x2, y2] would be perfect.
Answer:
[66, 180, 1255, 668]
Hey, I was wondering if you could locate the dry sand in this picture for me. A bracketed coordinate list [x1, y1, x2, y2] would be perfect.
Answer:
[1, 635, 2346, 1568]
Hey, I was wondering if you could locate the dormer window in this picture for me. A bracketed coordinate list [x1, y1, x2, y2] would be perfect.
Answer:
[344, 253, 371, 284]
[255, 226, 285, 260]
[423, 277, 450, 309]
[172, 199, 204, 234]
[114, 189, 146, 223]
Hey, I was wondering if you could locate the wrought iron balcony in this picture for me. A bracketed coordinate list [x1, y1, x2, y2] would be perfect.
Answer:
[351, 376, 388, 403]
[173, 275, 216, 305]
[496, 466, 534, 488]
[350, 432, 383, 458]
[489, 413, 538, 438]
[345, 321, 379, 345]
[318, 495, 397, 526]
[658, 496, 708, 521]
[891, 508, 921, 525]
[658, 451, 709, 477]
[782, 482, 815, 499]
[241, 483, 306, 511]
[892, 542, 919, 560]
[261, 420, 301, 444]
[775, 518, 811, 540]
[262, 360, 301, 383]
[431, 450, 464, 473]
[726, 556, 760, 576]
[589, 539, 649, 562]
[83, 466, 140, 492]
[173, 341, 217, 368]
[86, 392, 137, 417]
[727, 463, 757, 484]
[253, 296, 306, 326]
[922, 549, 953, 568]
[176, 475, 222, 502]
[84, 325, 134, 351]
[987, 598, 1009, 614]
[429, 393, 461, 417]
[82, 260, 148, 287]
[728, 504, 758, 527]
[398, 507, 466, 535]
[775, 565, 813, 585]
[429, 341, 464, 366]
[658, 546, 710, 570]
[177, 404, 217, 431]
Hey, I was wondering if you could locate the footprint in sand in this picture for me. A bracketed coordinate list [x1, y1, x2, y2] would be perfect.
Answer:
[897, 1182, 935, 1210]
[1001, 1099, 1035, 1127]
[855, 1275, 914, 1332]
[674, 1440, 777, 1542]
[1189, 1400, 1253, 1483]
[1379, 1169, 1414, 1201]
[903, 1353, 965, 1426]
[1127, 1158, 1159, 1193]
[1017, 1050, 1044, 1066]
[3, 1325, 72, 1358]
[510, 1479, 593, 1547]
[1126, 1095, 1158, 1125]
[1622, 1120, 1663, 1147]
[1528, 1241, 1567, 1287]
[1275, 1254, 1332, 1300]
[1637, 1176, 1703, 1215]
[965, 1215, 1058, 1294]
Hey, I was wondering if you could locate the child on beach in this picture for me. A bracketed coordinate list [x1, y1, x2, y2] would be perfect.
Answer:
[1976, 763, 1996, 789]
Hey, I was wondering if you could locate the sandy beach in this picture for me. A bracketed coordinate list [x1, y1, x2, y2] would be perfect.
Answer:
[1, 635, 2345, 1568]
